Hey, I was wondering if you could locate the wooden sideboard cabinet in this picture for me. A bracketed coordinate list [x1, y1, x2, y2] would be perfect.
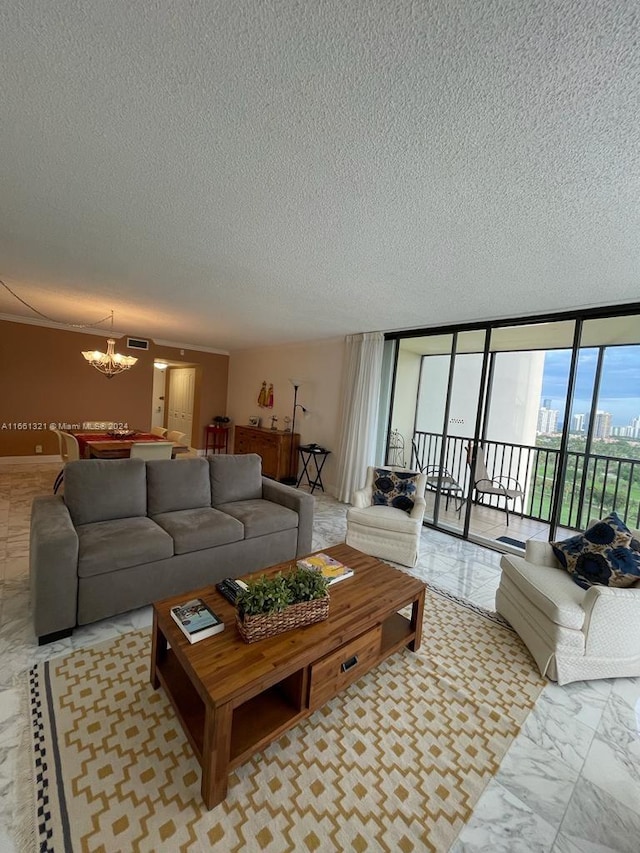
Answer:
[234, 425, 300, 481]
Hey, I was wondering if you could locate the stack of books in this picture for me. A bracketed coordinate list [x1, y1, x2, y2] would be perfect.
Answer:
[170, 598, 225, 643]
[297, 552, 354, 585]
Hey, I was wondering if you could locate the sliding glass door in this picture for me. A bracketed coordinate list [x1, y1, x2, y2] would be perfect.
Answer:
[384, 306, 640, 546]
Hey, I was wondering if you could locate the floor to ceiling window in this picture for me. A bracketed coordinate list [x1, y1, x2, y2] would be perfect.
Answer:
[384, 306, 640, 548]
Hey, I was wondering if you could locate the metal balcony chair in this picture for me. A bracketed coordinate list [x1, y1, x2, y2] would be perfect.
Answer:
[411, 439, 464, 514]
[466, 444, 524, 526]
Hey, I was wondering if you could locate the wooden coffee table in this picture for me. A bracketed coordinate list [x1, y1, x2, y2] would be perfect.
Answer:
[150, 543, 426, 809]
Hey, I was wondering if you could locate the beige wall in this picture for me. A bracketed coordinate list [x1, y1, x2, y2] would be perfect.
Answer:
[227, 338, 346, 495]
[0, 319, 229, 456]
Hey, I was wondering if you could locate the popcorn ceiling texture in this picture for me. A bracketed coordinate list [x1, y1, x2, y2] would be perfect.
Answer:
[0, 0, 638, 350]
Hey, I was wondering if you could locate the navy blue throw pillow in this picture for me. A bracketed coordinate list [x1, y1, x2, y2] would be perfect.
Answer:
[551, 512, 640, 589]
[371, 468, 420, 514]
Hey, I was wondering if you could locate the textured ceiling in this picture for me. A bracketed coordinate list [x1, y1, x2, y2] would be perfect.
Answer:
[1, 0, 639, 351]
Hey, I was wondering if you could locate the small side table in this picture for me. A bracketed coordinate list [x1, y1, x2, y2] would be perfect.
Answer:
[204, 425, 229, 454]
[297, 446, 330, 494]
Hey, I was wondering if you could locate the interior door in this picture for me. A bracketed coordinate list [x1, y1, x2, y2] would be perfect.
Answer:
[167, 367, 195, 442]
[151, 366, 167, 429]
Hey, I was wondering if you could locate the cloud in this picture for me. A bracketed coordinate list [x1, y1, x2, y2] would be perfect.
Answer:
[542, 346, 640, 424]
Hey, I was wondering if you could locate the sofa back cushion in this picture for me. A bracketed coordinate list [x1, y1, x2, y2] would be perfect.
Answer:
[147, 457, 212, 515]
[209, 454, 262, 505]
[64, 458, 147, 526]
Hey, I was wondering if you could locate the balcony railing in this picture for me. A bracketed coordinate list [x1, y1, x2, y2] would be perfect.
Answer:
[410, 431, 640, 531]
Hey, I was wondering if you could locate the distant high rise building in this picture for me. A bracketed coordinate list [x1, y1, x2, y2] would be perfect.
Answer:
[543, 398, 552, 409]
[571, 413, 585, 433]
[631, 416, 640, 439]
[537, 407, 558, 434]
[593, 410, 612, 439]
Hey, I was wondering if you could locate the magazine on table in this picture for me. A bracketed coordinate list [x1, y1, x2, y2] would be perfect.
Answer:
[297, 552, 354, 585]
[170, 598, 225, 643]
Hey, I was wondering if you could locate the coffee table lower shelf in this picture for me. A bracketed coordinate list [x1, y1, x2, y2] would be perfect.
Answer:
[155, 651, 308, 772]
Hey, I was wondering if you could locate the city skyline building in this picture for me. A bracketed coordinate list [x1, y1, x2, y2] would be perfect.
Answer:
[537, 406, 559, 435]
[571, 413, 585, 433]
[592, 410, 613, 440]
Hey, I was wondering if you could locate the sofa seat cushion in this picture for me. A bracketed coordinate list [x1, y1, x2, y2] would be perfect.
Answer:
[215, 500, 298, 540]
[347, 504, 422, 534]
[499, 554, 587, 630]
[77, 517, 174, 578]
[152, 507, 244, 555]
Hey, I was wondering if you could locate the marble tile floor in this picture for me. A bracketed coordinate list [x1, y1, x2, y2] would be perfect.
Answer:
[1, 463, 639, 851]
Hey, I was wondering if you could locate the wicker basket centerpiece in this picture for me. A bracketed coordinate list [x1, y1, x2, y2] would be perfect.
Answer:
[236, 566, 330, 643]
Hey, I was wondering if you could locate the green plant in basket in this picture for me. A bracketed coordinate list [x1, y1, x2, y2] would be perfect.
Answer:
[236, 573, 291, 617]
[236, 567, 329, 618]
[285, 565, 329, 603]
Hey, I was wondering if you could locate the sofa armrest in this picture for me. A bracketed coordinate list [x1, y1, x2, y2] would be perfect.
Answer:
[261, 478, 314, 556]
[525, 539, 559, 567]
[30, 496, 79, 641]
[409, 495, 426, 521]
[582, 585, 640, 658]
[352, 487, 371, 508]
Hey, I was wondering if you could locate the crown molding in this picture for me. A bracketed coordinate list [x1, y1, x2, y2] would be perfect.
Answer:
[0, 312, 229, 355]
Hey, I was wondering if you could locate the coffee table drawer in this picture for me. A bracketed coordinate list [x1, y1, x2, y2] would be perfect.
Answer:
[309, 625, 382, 710]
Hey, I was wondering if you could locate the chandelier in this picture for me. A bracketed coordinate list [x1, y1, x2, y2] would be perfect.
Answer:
[81, 312, 138, 379]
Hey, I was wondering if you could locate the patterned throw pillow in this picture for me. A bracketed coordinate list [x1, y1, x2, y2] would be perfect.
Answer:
[551, 512, 640, 590]
[371, 469, 420, 514]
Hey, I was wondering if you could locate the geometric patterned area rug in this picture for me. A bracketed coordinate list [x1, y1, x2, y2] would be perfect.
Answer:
[25, 588, 545, 852]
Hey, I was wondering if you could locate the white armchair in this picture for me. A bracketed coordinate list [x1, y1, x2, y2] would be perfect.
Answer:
[496, 529, 640, 685]
[346, 466, 427, 568]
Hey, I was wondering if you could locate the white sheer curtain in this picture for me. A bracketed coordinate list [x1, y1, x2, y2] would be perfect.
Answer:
[336, 332, 385, 503]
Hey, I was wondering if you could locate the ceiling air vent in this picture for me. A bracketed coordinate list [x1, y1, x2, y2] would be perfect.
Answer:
[127, 337, 149, 351]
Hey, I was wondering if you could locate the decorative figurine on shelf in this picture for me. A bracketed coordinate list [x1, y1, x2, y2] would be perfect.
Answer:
[270, 415, 278, 430]
[257, 381, 268, 408]
[266, 383, 274, 408]
[283, 416, 292, 432]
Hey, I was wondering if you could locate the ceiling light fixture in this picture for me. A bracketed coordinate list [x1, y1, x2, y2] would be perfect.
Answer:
[81, 311, 138, 379]
[154, 361, 168, 370]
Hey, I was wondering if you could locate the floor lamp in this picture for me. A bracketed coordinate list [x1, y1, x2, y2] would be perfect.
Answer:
[281, 379, 307, 485]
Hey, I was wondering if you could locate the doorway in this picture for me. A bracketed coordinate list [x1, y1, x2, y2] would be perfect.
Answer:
[150, 361, 197, 446]
[151, 364, 167, 429]
[167, 367, 196, 443]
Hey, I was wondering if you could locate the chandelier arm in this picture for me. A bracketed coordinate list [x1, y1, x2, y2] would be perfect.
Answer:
[2, 279, 137, 378]
[0, 278, 113, 328]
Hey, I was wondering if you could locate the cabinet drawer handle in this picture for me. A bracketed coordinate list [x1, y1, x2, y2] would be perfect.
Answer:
[341, 655, 359, 673]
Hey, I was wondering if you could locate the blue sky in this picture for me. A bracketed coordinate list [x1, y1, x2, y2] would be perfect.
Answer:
[541, 346, 640, 426]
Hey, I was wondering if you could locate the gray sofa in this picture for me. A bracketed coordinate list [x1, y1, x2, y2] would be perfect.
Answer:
[30, 453, 314, 643]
